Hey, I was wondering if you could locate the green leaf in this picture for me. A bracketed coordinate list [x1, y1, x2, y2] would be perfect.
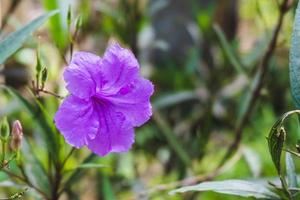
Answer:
[42, 0, 68, 49]
[213, 24, 245, 74]
[22, 138, 50, 196]
[169, 180, 280, 199]
[267, 111, 300, 173]
[66, 163, 107, 172]
[102, 175, 115, 200]
[76, 163, 107, 169]
[152, 112, 191, 165]
[242, 147, 261, 178]
[290, 0, 300, 108]
[286, 152, 298, 189]
[153, 91, 200, 110]
[0, 10, 58, 65]
[0, 116, 10, 141]
[266, 110, 300, 198]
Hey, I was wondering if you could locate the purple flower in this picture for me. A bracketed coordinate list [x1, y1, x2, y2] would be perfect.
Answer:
[54, 43, 154, 156]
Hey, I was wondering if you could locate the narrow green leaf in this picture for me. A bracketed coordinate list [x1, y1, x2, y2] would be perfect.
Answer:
[65, 163, 107, 172]
[42, 0, 68, 49]
[102, 175, 115, 200]
[213, 24, 245, 74]
[153, 112, 191, 165]
[0, 10, 58, 64]
[153, 91, 200, 110]
[76, 163, 107, 169]
[0, 117, 10, 141]
[286, 152, 298, 189]
[22, 138, 50, 195]
[267, 110, 300, 172]
[290, 0, 300, 108]
[266, 110, 300, 198]
[169, 180, 280, 199]
[243, 147, 261, 178]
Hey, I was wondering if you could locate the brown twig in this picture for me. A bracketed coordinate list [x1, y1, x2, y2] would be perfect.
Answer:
[218, 0, 291, 166]
[0, 0, 21, 34]
[36, 88, 64, 99]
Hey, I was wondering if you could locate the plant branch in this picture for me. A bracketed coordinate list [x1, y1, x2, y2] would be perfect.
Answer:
[218, 0, 291, 166]
[61, 147, 76, 169]
[35, 88, 64, 99]
[0, 0, 21, 35]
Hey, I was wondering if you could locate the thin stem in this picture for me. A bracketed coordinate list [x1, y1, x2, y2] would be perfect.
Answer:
[51, 166, 62, 200]
[1, 140, 5, 164]
[35, 75, 39, 93]
[0, 0, 21, 35]
[61, 148, 76, 169]
[17, 163, 30, 185]
[36, 89, 64, 99]
[50, 148, 76, 200]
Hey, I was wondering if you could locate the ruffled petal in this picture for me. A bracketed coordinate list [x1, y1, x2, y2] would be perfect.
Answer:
[55, 44, 153, 157]
[100, 43, 139, 94]
[54, 95, 99, 148]
[87, 103, 134, 156]
[107, 78, 154, 127]
[64, 52, 102, 99]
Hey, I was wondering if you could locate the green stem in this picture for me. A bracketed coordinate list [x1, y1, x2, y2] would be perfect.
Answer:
[1, 140, 6, 164]
[61, 148, 76, 169]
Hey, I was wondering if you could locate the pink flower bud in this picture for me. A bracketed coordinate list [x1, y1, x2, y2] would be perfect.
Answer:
[10, 120, 23, 151]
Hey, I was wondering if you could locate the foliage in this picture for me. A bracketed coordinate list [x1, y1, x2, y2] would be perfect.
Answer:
[1, 0, 300, 199]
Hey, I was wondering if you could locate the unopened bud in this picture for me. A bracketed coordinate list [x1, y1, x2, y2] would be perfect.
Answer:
[10, 120, 23, 151]
[67, 5, 72, 27]
[36, 52, 42, 74]
[0, 117, 10, 141]
[41, 67, 48, 89]
[75, 15, 83, 30]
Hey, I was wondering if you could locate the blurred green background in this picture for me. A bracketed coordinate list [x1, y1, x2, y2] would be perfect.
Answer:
[0, 0, 299, 199]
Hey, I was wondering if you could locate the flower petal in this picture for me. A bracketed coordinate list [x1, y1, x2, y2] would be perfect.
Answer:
[108, 78, 154, 126]
[54, 95, 99, 148]
[64, 52, 102, 99]
[87, 103, 134, 156]
[101, 43, 139, 94]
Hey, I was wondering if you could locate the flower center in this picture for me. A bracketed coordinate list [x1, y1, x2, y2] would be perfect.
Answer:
[91, 93, 110, 106]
